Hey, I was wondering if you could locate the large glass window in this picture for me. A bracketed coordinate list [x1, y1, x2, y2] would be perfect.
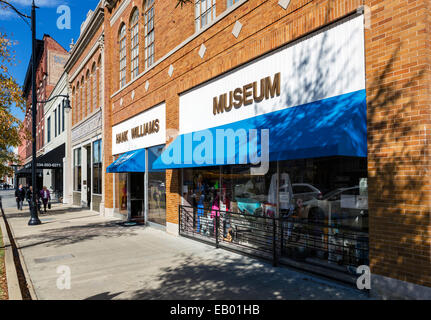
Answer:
[278, 157, 368, 231]
[93, 139, 102, 194]
[221, 163, 278, 216]
[195, 0, 216, 31]
[62, 103, 65, 132]
[80, 77, 84, 121]
[119, 24, 127, 88]
[144, 0, 155, 69]
[57, 105, 61, 135]
[76, 82, 81, 123]
[183, 163, 279, 216]
[148, 145, 166, 226]
[116, 172, 128, 216]
[98, 57, 103, 108]
[92, 63, 97, 111]
[54, 109, 58, 137]
[71, 88, 75, 124]
[73, 148, 82, 191]
[47, 116, 51, 143]
[181, 157, 368, 265]
[130, 9, 140, 79]
[86, 71, 91, 116]
[183, 166, 221, 211]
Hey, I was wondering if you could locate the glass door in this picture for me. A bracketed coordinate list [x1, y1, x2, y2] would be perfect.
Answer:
[86, 146, 91, 208]
[130, 173, 145, 219]
[147, 145, 166, 226]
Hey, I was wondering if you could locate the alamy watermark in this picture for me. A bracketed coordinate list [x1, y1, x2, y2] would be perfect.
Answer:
[161, 128, 270, 175]
[56, 265, 71, 290]
[356, 265, 371, 290]
[57, 5, 71, 30]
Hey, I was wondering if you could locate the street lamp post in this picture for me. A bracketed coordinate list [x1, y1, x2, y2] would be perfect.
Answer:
[28, 0, 40, 225]
[27, 3, 71, 226]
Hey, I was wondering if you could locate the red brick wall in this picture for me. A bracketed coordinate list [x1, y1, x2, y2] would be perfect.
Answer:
[105, 0, 363, 213]
[103, 0, 431, 288]
[19, 35, 68, 164]
[69, 20, 104, 127]
[364, 0, 431, 288]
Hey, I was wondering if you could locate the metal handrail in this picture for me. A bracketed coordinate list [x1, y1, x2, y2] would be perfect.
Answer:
[178, 204, 369, 274]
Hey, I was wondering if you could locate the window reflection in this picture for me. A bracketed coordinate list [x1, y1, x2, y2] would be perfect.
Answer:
[116, 172, 128, 216]
[148, 145, 166, 226]
[182, 157, 368, 231]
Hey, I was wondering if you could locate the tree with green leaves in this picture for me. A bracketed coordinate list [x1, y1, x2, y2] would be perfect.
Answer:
[0, 30, 25, 178]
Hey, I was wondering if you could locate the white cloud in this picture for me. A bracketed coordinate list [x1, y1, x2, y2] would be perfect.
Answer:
[0, 10, 15, 20]
[0, 0, 69, 20]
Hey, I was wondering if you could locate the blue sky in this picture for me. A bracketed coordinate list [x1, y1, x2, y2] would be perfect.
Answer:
[0, 0, 100, 121]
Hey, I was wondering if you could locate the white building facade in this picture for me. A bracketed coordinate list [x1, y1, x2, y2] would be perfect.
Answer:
[42, 72, 72, 203]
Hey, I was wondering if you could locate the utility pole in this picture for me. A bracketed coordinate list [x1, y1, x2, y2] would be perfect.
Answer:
[28, 0, 41, 225]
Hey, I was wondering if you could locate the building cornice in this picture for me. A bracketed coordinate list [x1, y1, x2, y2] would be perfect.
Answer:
[109, 0, 131, 27]
[64, 6, 104, 73]
[104, 0, 117, 10]
[68, 33, 104, 83]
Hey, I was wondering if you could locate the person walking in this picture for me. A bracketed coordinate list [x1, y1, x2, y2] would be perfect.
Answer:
[26, 185, 35, 213]
[39, 186, 51, 213]
[15, 184, 25, 211]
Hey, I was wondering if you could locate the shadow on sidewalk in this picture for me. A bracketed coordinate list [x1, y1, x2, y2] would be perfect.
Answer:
[84, 251, 368, 300]
[5, 206, 89, 220]
[14, 221, 142, 250]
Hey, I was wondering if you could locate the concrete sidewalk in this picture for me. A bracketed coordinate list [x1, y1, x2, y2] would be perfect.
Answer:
[4, 205, 371, 300]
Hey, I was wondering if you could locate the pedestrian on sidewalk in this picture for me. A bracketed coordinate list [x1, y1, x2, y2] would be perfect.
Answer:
[39, 186, 51, 214]
[26, 185, 36, 213]
[15, 184, 25, 210]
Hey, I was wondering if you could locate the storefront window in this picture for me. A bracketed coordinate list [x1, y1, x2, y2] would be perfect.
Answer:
[183, 166, 220, 210]
[148, 145, 166, 226]
[93, 139, 102, 194]
[182, 158, 368, 229]
[73, 148, 81, 191]
[181, 157, 368, 266]
[116, 172, 128, 216]
[278, 157, 368, 231]
[220, 163, 278, 216]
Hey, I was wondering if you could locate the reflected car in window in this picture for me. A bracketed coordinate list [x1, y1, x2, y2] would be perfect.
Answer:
[302, 186, 368, 230]
[292, 183, 323, 202]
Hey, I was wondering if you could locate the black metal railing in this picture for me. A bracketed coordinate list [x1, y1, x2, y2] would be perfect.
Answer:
[179, 205, 369, 278]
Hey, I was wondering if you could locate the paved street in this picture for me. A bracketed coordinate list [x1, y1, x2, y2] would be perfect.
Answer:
[0, 190, 19, 211]
[2, 199, 371, 300]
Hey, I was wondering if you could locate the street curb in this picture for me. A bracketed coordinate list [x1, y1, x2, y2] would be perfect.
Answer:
[0, 211, 22, 300]
[2, 209, 38, 300]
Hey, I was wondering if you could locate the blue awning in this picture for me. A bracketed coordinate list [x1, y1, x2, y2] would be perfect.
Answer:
[153, 89, 367, 170]
[106, 149, 146, 173]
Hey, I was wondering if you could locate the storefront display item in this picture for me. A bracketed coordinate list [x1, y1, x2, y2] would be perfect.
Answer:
[196, 195, 205, 233]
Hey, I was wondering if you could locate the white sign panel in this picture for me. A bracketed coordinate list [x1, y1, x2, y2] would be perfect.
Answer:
[179, 15, 365, 134]
[112, 103, 166, 155]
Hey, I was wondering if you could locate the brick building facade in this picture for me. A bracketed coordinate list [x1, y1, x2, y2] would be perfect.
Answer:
[65, 4, 105, 212]
[17, 35, 68, 188]
[97, 0, 431, 299]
